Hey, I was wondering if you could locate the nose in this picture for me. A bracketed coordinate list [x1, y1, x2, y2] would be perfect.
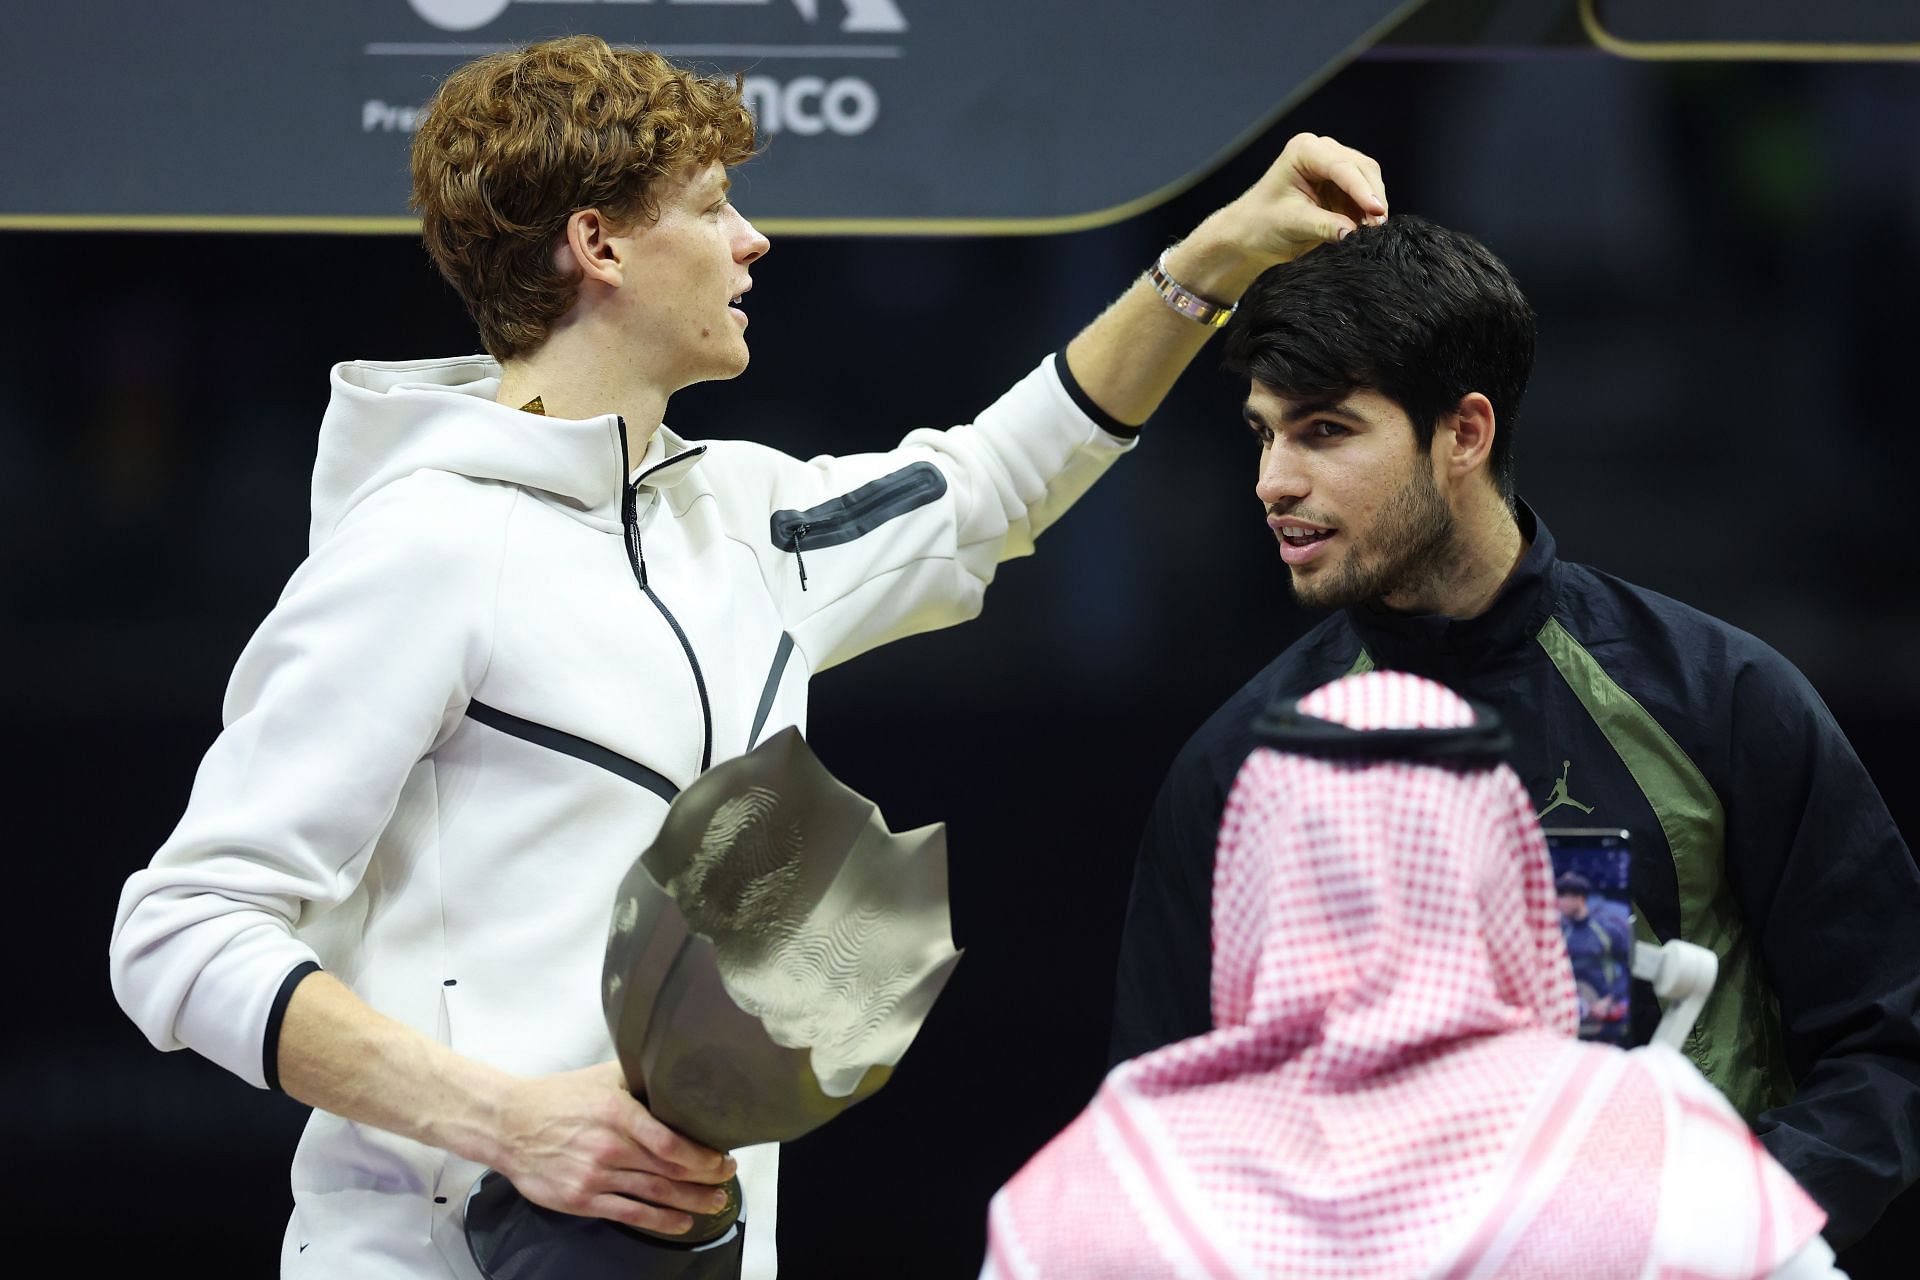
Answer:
[1255, 441, 1308, 509]
[734, 211, 769, 265]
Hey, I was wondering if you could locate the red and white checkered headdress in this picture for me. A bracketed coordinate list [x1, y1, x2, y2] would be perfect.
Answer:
[986, 671, 1825, 1279]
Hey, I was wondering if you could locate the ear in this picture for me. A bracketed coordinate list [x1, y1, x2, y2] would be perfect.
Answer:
[1436, 391, 1497, 484]
[556, 208, 624, 289]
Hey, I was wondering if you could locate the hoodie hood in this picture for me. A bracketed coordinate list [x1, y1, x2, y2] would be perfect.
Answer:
[309, 355, 704, 547]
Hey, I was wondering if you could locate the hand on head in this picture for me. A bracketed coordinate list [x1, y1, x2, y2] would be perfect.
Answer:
[1224, 132, 1390, 266]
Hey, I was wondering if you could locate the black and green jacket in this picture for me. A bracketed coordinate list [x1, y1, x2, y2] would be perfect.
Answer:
[1110, 504, 1920, 1246]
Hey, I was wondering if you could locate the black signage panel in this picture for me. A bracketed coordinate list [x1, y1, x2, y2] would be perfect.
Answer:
[0, 0, 1418, 231]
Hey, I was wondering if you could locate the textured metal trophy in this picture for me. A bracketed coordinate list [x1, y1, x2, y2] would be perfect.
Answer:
[465, 726, 962, 1279]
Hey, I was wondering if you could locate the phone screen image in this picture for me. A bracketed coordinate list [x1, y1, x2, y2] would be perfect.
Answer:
[1543, 828, 1635, 1046]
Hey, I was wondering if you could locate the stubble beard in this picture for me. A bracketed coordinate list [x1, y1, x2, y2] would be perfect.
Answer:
[1288, 454, 1457, 612]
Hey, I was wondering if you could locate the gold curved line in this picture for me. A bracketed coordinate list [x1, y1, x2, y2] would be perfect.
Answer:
[0, 127, 1264, 236]
[0, 208, 1155, 236]
[1580, 0, 1920, 62]
[0, 214, 421, 234]
[0, 159, 1205, 238]
[0, 197, 1214, 238]
[0, 0, 1430, 239]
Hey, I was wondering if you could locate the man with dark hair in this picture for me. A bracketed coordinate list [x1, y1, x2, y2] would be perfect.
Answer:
[1109, 214, 1920, 1247]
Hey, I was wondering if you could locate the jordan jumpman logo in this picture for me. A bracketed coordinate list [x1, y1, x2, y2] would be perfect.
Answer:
[1537, 759, 1594, 820]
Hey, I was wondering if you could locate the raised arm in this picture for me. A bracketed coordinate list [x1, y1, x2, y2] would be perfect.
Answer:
[1065, 133, 1387, 427]
[740, 137, 1387, 674]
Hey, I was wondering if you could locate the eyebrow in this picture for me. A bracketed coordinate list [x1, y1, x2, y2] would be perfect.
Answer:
[1242, 398, 1363, 429]
[1280, 398, 1361, 424]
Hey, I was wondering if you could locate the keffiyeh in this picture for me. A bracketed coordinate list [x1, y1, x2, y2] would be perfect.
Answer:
[986, 671, 1829, 1279]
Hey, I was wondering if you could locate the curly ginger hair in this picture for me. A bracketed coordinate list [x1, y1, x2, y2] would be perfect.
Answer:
[410, 35, 759, 359]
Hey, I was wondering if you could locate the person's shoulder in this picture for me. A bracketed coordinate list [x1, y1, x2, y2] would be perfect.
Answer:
[314, 470, 522, 605]
[1592, 896, 1632, 925]
[681, 436, 828, 515]
[1175, 615, 1362, 776]
[339, 466, 519, 538]
[1553, 560, 1817, 708]
[695, 435, 789, 469]
[1558, 561, 1774, 656]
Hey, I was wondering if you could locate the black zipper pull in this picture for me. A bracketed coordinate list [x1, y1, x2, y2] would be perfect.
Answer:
[616, 417, 650, 589]
[620, 474, 649, 588]
[789, 521, 811, 591]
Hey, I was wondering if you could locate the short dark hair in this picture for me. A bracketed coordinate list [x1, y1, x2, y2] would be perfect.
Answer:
[1223, 216, 1536, 500]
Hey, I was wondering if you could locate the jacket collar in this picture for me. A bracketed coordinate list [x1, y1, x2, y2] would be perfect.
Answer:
[629, 424, 707, 492]
[316, 356, 715, 543]
[1343, 500, 1562, 671]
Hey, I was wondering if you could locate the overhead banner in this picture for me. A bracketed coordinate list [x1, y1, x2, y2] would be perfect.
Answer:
[10, 0, 1906, 233]
[0, 0, 1419, 233]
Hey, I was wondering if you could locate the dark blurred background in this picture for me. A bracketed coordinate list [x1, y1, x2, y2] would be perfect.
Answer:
[5, 49, 1917, 1278]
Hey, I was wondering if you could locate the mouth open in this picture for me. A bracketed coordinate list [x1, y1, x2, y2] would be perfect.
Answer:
[1275, 524, 1337, 567]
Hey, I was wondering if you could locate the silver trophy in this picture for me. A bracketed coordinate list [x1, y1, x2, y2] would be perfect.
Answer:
[466, 727, 962, 1278]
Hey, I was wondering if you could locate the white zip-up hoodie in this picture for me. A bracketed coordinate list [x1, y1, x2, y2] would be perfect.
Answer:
[110, 352, 1135, 1278]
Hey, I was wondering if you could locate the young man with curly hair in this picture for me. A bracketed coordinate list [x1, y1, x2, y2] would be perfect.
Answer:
[110, 34, 1387, 1279]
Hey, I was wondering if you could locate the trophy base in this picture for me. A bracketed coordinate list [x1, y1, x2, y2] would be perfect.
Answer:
[465, 1169, 746, 1279]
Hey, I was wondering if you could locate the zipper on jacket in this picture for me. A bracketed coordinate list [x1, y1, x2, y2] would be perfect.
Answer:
[621, 465, 649, 589]
[768, 461, 947, 592]
[788, 522, 811, 591]
[618, 419, 714, 773]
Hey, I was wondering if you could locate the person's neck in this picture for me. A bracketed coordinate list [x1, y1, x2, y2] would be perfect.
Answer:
[494, 320, 671, 469]
[1379, 487, 1527, 620]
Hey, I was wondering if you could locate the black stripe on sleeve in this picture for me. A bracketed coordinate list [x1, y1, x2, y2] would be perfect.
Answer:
[264, 960, 322, 1094]
[768, 462, 947, 553]
[1053, 350, 1142, 441]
